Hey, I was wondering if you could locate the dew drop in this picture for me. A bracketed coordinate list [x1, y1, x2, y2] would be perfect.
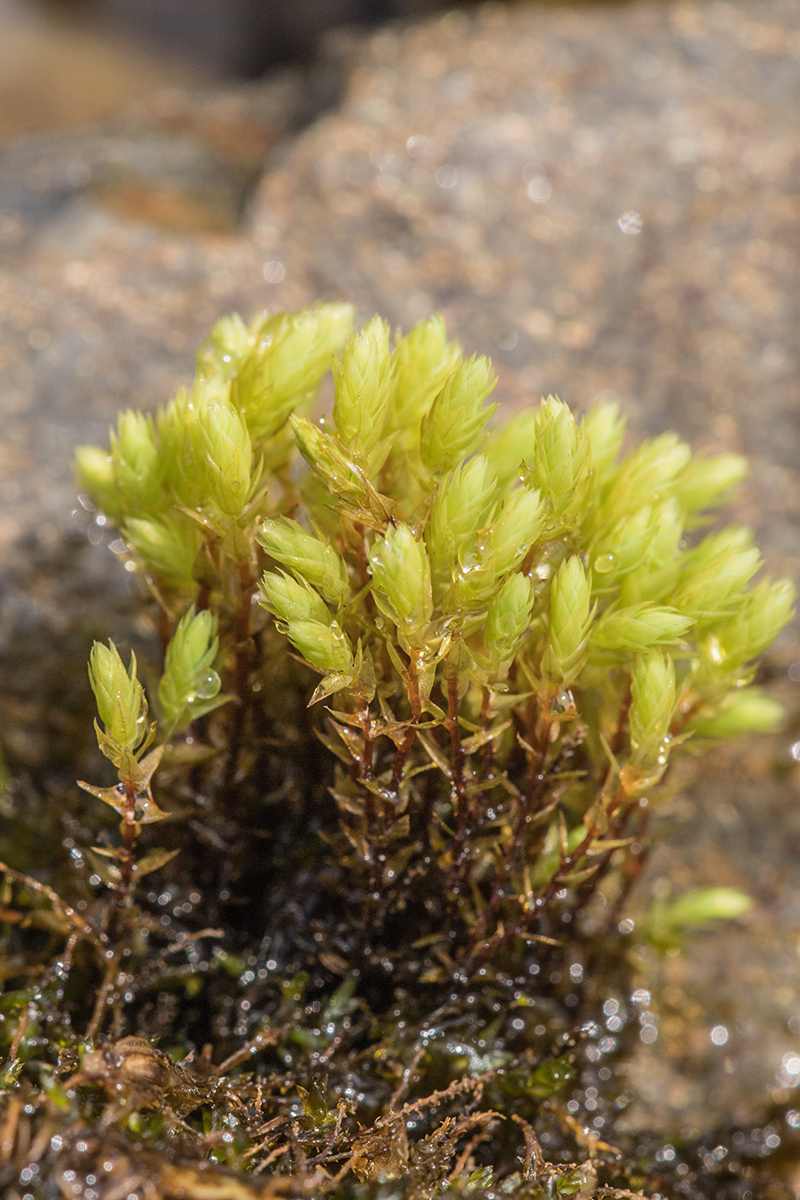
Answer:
[527, 176, 552, 204]
[618, 210, 643, 235]
[263, 260, 285, 283]
[707, 635, 725, 664]
[191, 669, 220, 701]
[594, 553, 617, 575]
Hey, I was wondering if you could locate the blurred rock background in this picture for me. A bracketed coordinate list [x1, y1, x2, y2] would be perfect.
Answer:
[1, 0, 799, 1169]
[0, 0, 438, 130]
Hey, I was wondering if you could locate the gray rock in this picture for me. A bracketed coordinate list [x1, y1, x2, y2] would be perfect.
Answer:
[96, 0, 438, 76]
[251, 0, 800, 578]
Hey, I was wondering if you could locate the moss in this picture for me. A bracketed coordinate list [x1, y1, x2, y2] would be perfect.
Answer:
[0, 306, 796, 1198]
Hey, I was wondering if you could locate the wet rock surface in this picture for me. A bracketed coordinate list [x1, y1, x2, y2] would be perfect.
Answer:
[1, 0, 799, 1154]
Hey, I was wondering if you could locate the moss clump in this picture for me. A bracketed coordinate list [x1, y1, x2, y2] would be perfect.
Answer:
[0, 306, 795, 1198]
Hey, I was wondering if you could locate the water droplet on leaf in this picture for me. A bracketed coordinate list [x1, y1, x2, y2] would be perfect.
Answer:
[191, 670, 220, 701]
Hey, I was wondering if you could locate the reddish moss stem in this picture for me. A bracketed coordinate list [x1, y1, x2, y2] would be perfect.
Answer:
[480, 686, 494, 777]
[446, 674, 471, 896]
[105, 778, 139, 943]
[224, 567, 256, 790]
[390, 660, 422, 794]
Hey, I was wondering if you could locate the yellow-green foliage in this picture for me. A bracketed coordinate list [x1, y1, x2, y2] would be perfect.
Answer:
[75, 305, 794, 947]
